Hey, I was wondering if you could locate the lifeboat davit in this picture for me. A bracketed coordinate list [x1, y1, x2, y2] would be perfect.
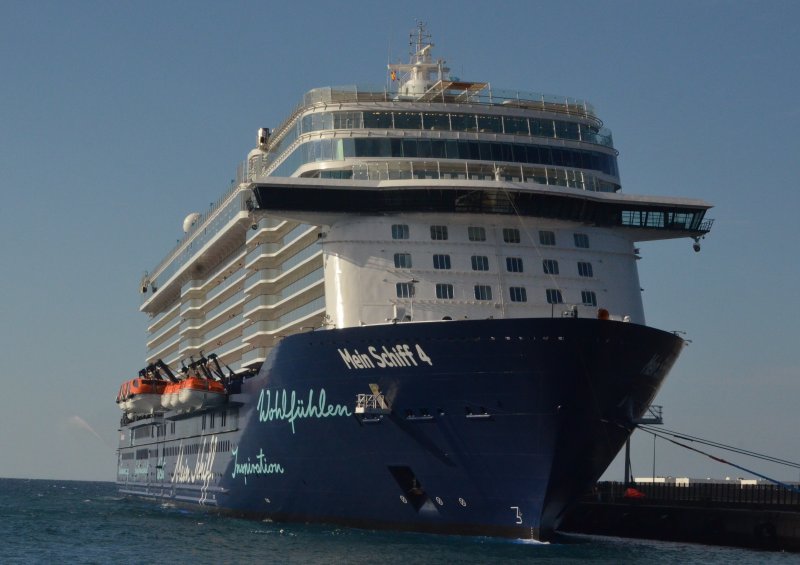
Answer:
[176, 377, 226, 410]
[117, 378, 167, 415]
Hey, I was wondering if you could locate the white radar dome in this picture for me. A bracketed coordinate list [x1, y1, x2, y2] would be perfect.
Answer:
[183, 212, 201, 233]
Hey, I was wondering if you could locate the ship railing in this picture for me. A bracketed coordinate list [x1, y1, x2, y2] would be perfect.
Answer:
[355, 393, 390, 415]
[342, 159, 614, 192]
[144, 169, 250, 297]
[298, 84, 598, 119]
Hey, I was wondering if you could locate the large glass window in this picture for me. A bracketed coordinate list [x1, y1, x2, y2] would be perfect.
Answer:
[504, 116, 529, 135]
[478, 115, 503, 133]
[394, 112, 422, 130]
[450, 113, 478, 132]
[333, 111, 363, 129]
[471, 255, 489, 271]
[433, 254, 451, 270]
[542, 259, 559, 274]
[436, 283, 454, 299]
[506, 257, 524, 273]
[530, 119, 555, 138]
[474, 285, 493, 301]
[578, 262, 593, 277]
[423, 112, 451, 131]
[392, 224, 409, 239]
[338, 137, 618, 175]
[581, 290, 597, 306]
[363, 111, 393, 128]
[394, 253, 412, 268]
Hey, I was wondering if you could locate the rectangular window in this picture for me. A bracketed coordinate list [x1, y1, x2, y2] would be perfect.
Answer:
[539, 230, 556, 246]
[506, 257, 524, 273]
[430, 225, 448, 240]
[201, 414, 206, 431]
[220, 410, 227, 427]
[542, 259, 559, 275]
[433, 254, 451, 269]
[581, 290, 597, 307]
[503, 228, 521, 243]
[474, 284, 493, 301]
[574, 233, 590, 248]
[468, 226, 486, 241]
[436, 283, 454, 299]
[546, 288, 563, 304]
[396, 282, 415, 298]
[209, 412, 215, 429]
[509, 287, 528, 302]
[471, 255, 489, 271]
[392, 224, 409, 239]
[578, 262, 594, 277]
[394, 253, 412, 268]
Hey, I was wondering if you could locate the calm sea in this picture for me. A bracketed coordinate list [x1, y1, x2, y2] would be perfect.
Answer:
[0, 478, 795, 564]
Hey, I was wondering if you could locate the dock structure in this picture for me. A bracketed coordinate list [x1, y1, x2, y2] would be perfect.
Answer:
[560, 480, 800, 551]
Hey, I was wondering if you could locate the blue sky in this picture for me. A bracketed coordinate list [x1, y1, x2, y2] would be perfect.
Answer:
[1, 0, 798, 483]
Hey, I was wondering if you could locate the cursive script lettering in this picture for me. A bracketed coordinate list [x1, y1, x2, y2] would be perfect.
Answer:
[230, 446, 285, 485]
[256, 388, 351, 434]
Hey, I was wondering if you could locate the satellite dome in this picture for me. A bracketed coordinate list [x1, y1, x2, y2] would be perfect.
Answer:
[183, 212, 201, 233]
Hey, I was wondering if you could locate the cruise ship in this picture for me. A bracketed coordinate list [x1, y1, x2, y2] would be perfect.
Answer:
[116, 26, 713, 540]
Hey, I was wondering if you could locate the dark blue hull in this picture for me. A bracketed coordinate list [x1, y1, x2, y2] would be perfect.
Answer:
[116, 318, 682, 540]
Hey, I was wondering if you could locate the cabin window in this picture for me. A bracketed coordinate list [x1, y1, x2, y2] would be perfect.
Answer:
[436, 283, 454, 299]
[539, 230, 556, 246]
[432, 254, 451, 270]
[503, 228, 521, 243]
[468, 226, 486, 241]
[546, 289, 563, 304]
[391, 224, 409, 239]
[471, 255, 489, 271]
[394, 253, 412, 268]
[578, 262, 594, 277]
[506, 257, 524, 273]
[474, 285, 493, 301]
[542, 259, 559, 275]
[430, 225, 448, 240]
[396, 282, 415, 298]
[574, 233, 590, 248]
[509, 287, 527, 302]
[582, 290, 597, 307]
[209, 412, 215, 429]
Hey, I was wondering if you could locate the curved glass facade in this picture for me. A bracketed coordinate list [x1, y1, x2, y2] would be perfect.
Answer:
[270, 137, 619, 179]
[297, 110, 613, 148]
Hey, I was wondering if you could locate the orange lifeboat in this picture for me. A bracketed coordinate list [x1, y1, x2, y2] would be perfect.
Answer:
[161, 381, 181, 410]
[117, 378, 167, 415]
[176, 377, 226, 410]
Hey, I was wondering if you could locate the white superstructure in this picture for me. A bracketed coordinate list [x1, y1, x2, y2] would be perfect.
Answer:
[139, 25, 711, 373]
